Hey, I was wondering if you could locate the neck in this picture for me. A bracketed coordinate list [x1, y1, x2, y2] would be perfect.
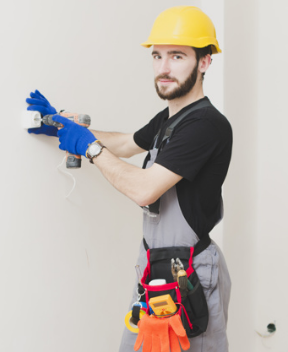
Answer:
[167, 83, 204, 118]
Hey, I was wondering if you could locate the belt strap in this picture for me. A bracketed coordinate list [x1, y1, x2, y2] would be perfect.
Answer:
[143, 235, 211, 257]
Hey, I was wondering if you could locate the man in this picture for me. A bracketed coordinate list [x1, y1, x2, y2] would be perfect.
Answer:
[27, 6, 232, 352]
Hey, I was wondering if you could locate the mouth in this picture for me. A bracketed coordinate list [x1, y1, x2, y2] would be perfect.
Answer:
[158, 79, 175, 85]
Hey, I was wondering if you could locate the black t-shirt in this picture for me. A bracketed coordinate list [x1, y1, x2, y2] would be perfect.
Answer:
[133, 97, 233, 238]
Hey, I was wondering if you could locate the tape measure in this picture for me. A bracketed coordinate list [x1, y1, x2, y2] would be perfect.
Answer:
[124, 309, 146, 333]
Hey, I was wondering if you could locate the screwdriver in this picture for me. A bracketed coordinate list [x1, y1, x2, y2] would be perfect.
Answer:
[177, 270, 194, 291]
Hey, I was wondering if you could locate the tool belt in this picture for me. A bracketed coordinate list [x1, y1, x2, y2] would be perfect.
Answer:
[138, 235, 211, 338]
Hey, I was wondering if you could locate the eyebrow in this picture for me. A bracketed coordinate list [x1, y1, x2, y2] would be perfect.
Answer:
[151, 50, 188, 56]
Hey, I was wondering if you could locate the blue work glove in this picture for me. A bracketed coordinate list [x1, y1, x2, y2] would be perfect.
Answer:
[52, 115, 96, 156]
[26, 90, 58, 136]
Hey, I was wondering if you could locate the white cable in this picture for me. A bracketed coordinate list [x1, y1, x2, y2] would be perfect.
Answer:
[57, 156, 76, 198]
[256, 330, 276, 338]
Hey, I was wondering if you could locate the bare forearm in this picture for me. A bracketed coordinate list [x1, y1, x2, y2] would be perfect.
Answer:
[92, 148, 182, 206]
[90, 130, 143, 158]
[92, 148, 152, 205]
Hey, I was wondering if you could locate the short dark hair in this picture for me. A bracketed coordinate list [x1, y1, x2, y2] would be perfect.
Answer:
[192, 45, 212, 81]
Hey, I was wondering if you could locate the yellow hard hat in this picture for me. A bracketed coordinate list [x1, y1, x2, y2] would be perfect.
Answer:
[141, 6, 221, 54]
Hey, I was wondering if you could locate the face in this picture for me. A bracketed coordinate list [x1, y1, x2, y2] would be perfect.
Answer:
[152, 45, 199, 100]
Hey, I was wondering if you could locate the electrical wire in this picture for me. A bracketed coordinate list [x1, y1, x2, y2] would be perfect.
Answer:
[57, 156, 76, 198]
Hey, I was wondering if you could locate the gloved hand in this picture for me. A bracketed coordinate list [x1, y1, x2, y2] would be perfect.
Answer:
[168, 314, 190, 352]
[134, 314, 170, 352]
[134, 314, 190, 352]
[26, 90, 58, 136]
[52, 115, 96, 156]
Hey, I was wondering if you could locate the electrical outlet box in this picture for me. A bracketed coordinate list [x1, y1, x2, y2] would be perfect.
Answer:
[22, 110, 41, 129]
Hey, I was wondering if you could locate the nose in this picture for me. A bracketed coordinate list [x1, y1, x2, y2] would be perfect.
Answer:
[158, 57, 171, 75]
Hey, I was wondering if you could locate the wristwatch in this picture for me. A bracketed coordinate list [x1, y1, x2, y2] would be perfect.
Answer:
[86, 140, 105, 164]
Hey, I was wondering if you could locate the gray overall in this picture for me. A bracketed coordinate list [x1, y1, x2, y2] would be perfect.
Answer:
[119, 147, 231, 352]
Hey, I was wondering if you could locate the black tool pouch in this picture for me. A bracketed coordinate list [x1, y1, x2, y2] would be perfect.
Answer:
[181, 268, 209, 337]
[140, 236, 210, 338]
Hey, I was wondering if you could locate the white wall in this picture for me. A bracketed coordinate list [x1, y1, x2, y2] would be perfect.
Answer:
[224, 0, 259, 349]
[0, 1, 225, 352]
[224, 0, 288, 350]
[255, 0, 288, 350]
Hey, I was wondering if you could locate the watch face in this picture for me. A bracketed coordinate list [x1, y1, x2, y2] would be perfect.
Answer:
[89, 143, 101, 156]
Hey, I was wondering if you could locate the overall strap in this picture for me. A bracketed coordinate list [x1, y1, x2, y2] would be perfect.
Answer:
[157, 99, 212, 149]
[143, 235, 211, 257]
[143, 99, 212, 215]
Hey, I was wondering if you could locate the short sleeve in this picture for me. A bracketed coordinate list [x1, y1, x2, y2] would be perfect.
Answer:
[133, 109, 168, 151]
[155, 117, 220, 181]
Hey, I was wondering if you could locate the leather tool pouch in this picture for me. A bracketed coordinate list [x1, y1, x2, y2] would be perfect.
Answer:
[140, 237, 210, 338]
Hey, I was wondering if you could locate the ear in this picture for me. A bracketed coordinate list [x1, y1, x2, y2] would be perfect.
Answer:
[198, 54, 212, 74]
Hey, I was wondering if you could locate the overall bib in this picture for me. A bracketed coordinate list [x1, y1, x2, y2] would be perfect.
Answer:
[119, 144, 231, 352]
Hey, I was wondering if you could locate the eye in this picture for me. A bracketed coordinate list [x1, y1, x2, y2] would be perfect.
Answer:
[153, 55, 161, 60]
[173, 55, 182, 60]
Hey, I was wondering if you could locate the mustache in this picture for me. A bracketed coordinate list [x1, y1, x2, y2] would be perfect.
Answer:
[155, 74, 179, 83]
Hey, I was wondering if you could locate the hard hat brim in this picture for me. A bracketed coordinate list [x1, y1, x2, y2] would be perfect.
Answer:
[141, 38, 222, 54]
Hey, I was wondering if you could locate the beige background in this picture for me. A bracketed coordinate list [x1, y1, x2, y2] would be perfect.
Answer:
[224, 0, 288, 351]
[0, 0, 286, 351]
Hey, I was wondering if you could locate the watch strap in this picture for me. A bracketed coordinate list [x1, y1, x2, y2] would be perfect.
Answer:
[86, 140, 105, 163]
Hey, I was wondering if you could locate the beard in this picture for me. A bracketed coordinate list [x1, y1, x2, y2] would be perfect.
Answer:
[154, 64, 198, 101]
